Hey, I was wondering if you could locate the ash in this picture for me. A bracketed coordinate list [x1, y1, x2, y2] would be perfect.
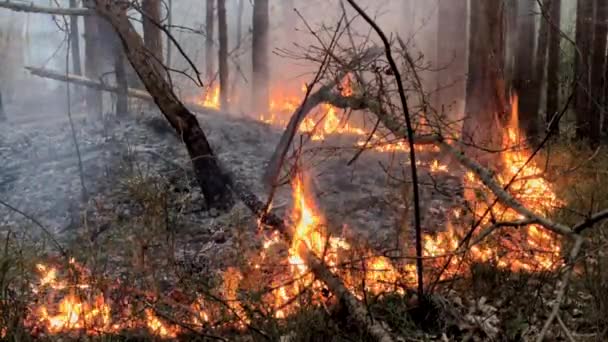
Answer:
[0, 104, 462, 260]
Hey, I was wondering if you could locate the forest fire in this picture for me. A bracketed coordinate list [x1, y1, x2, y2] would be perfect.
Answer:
[21, 93, 564, 338]
[421, 95, 563, 276]
[195, 81, 413, 152]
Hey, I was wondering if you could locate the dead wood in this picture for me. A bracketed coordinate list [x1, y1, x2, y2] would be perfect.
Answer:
[227, 177, 397, 342]
[25, 66, 220, 115]
[0, 1, 91, 15]
[262, 47, 383, 190]
[26, 66, 153, 101]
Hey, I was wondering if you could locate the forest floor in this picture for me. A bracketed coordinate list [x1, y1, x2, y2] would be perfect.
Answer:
[0, 96, 607, 341]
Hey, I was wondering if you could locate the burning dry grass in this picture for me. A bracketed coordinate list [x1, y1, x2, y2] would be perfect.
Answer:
[2, 103, 608, 340]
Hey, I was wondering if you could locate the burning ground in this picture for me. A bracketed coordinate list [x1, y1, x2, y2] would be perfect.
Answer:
[1, 89, 600, 341]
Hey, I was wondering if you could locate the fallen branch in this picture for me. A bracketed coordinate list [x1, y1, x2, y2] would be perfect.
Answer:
[0, 0, 91, 15]
[25, 66, 220, 115]
[262, 47, 383, 189]
[438, 141, 573, 237]
[26, 66, 152, 102]
[536, 236, 584, 342]
[227, 175, 397, 342]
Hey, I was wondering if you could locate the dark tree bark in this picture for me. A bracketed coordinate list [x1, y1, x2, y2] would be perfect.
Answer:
[83, 14, 103, 118]
[252, 0, 270, 114]
[546, 0, 561, 132]
[217, 0, 229, 110]
[463, 0, 508, 164]
[590, 0, 607, 145]
[532, 0, 552, 132]
[92, 0, 233, 210]
[142, 0, 163, 70]
[69, 0, 82, 75]
[236, 0, 244, 48]
[97, 8, 128, 117]
[436, 0, 468, 119]
[0, 91, 6, 122]
[513, 0, 539, 143]
[166, 0, 173, 68]
[205, 0, 215, 80]
[505, 0, 519, 91]
[575, 0, 595, 142]
[115, 49, 128, 116]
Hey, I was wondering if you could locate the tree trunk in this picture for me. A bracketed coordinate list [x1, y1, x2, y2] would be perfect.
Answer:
[205, 0, 215, 80]
[505, 0, 519, 92]
[436, 0, 468, 120]
[69, 0, 82, 75]
[252, 0, 270, 114]
[575, 0, 595, 142]
[532, 0, 552, 133]
[217, 0, 229, 110]
[83, 14, 103, 119]
[115, 50, 128, 116]
[0, 91, 6, 122]
[142, 0, 163, 72]
[546, 0, 561, 133]
[590, 0, 607, 146]
[93, 1, 233, 210]
[166, 0, 173, 68]
[463, 0, 508, 164]
[236, 0, 244, 48]
[513, 0, 539, 143]
[282, 0, 296, 39]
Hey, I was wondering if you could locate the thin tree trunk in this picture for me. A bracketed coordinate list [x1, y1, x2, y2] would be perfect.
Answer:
[436, 0, 468, 120]
[218, 0, 229, 110]
[463, 0, 508, 164]
[166, 0, 172, 68]
[252, 0, 270, 114]
[514, 0, 539, 143]
[142, 0, 163, 72]
[0, 91, 6, 122]
[546, 0, 561, 133]
[236, 0, 244, 48]
[69, 0, 82, 75]
[115, 50, 128, 116]
[505, 0, 519, 92]
[532, 0, 552, 133]
[83, 14, 103, 119]
[575, 0, 595, 142]
[590, 0, 607, 146]
[205, 0, 215, 80]
[93, 2, 233, 210]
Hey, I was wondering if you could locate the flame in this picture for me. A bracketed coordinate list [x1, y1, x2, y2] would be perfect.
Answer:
[422, 93, 562, 277]
[21, 88, 564, 337]
[196, 84, 221, 110]
[145, 309, 178, 339]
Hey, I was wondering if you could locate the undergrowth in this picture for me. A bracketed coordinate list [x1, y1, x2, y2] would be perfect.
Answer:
[1, 141, 608, 341]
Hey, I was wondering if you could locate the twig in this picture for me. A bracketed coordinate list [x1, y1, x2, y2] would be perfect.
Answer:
[0, 198, 66, 256]
[536, 236, 584, 342]
[345, 0, 424, 298]
[556, 315, 576, 342]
